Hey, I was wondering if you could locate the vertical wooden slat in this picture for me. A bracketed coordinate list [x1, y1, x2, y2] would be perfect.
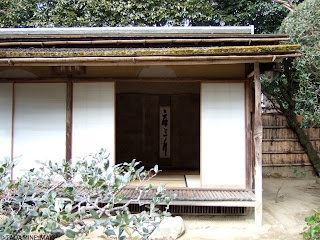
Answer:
[66, 81, 73, 162]
[254, 63, 263, 226]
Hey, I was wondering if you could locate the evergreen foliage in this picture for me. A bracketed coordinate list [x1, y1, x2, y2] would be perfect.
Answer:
[0, 0, 289, 33]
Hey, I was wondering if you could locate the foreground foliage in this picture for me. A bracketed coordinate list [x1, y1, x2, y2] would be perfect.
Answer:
[0, 150, 171, 239]
[302, 208, 320, 239]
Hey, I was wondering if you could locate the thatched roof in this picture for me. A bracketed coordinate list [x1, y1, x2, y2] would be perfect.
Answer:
[0, 26, 300, 66]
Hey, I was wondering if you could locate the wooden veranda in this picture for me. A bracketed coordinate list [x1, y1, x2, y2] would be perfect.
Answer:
[121, 188, 255, 207]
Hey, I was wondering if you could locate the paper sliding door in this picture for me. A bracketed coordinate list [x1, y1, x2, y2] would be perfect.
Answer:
[13, 83, 66, 179]
[201, 83, 246, 189]
[72, 82, 115, 166]
[0, 83, 13, 160]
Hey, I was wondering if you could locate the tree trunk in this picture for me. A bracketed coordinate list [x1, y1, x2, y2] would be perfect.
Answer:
[283, 108, 320, 177]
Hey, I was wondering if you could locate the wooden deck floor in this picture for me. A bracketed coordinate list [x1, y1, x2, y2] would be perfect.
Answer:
[125, 173, 255, 207]
[121, 188, 256, 207]
[122, 188, 255, 201]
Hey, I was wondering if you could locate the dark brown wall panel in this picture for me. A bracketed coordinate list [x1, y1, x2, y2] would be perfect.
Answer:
[116, 93, 200, 171]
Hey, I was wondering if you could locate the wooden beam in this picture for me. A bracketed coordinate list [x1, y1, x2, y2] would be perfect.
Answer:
[0, 78, 248, 83]
[66, 81, 73, 162]
[0, 37, 291, 47]
[254, 63, 263, 226]
[263, 163, 312, 167]
[0, 33, 290, 40]
[247, 70, 255, 78]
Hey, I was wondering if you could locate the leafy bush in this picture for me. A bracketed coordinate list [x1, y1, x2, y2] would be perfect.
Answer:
[280, 0, 320, 128]
[0, 149, 171, 240]
[302, 208, 320, 239]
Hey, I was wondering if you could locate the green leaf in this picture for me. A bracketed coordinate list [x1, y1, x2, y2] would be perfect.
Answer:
[105, 230, 116, 236]
[22, 225, 30, 233]
[80, 207, 86, 215]
[65, 229, 76, 239]
[42, 194, 50, 202]
[65, 203, 73, 213]
[118, 226, 125, 238]
[123, 213, 131, 225]
[94, 219, 105, 226]
[114, 177, 121, 187]
[51, 191, 57, 199]
[88, 178, 94, 186]
[104, 161, 109, 171]
[51, 221, 57, 230]
[90, 209, 99, 219]
[162, 211, 172, 217]
[123, 171, 132, 182]
[18, 185, 25, 194]
[29, 210, 38, 217]
[41, 208, 50, 216]
[157, 185, 163, 193]
[96, 178, 105, 187]
[142, 227, 148, 233]
[124, 227, 132, 236]
[35, 160, 46, 166]
[152, 222, 160, 227]
[62, 216, 70, 222]
[154, 165, 158, 173]
[151, 212, 161, 218]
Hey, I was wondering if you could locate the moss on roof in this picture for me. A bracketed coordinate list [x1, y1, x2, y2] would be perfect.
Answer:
[0, 45, 300, 58]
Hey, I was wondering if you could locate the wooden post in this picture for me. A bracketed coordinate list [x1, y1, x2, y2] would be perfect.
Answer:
[66, 80, 73, 162]
[254, 63, 263, 226]
[11, 82, 15, 180]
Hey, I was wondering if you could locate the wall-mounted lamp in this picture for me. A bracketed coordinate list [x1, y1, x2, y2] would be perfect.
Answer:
[261, 63, 281, 82]
[263, 70, 274, 82]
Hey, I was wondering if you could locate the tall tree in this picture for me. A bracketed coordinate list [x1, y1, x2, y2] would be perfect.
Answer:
[212, 0, 289, 33]
[0, 0, 289, 33]
[262, 0, 320, 176]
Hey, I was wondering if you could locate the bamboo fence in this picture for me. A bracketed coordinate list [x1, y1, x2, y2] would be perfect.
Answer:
[262, 113, 320, 166]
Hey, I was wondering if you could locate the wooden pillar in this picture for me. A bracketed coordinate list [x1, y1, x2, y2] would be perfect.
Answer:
[254, 63, 263, 226]
[11, 82, 15, 180]
[66, 80, 73, 162]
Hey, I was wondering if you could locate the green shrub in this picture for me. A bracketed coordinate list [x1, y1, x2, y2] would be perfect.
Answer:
[0, 149, 171, 240]
[302, 208, 320, 239]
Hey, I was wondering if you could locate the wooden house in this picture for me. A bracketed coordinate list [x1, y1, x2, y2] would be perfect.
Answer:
[0, 26, 299, 225]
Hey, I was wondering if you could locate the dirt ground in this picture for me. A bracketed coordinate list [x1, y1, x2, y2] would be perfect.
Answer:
[178, 178, 320, 240]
